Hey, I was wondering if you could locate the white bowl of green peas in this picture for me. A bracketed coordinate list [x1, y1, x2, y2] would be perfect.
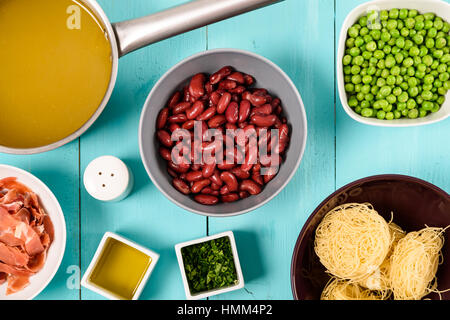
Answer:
[338, 0, 450, 127]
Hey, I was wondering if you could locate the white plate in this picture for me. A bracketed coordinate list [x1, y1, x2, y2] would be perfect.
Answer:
[0, 164, 66, 300]
[337, 0, 450, 127]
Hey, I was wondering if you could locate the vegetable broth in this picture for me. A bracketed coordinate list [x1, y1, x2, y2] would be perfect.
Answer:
[89, 237, 152, 300]
[0, 0, 112, 148]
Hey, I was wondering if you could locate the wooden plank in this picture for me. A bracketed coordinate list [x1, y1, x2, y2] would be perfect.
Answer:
[207, 0, 336, 299]
[336, 0, 450, 193]
[80, 0, 207, 300]
[0, 142, 80, 300]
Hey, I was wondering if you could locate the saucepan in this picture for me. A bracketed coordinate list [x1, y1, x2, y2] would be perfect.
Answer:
[0, 0, 282, 155]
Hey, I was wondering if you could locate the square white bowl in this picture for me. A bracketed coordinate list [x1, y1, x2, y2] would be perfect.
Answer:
[175, 231, 245, 300]
[81, 232, 159, 300]
[337, 0, 450, 127]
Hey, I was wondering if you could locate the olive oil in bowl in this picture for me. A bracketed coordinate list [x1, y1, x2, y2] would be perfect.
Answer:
[81, 233, 159, 300]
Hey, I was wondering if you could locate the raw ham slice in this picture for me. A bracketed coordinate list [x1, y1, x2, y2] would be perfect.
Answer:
[5, 275, 30, 295]
[0, 177, 53, 295]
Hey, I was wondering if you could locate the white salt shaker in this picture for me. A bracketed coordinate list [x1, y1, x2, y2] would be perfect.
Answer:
[83, 155, 134, 202]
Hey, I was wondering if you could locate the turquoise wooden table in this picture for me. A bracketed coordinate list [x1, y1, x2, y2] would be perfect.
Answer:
[1, 0, 449, 300]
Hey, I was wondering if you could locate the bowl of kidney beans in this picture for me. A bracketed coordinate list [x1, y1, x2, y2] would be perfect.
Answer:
[139, 49, 307, 217]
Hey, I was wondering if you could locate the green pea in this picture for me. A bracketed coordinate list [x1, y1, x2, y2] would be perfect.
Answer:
[413, 34, 424, 45]
[377, 110, 386, 119]
[424, 20, 434, 30]
[400, 82, 409, 90]
[408, 108, 419, 118]
[421, 90, 433, 100]
[424, 13, 435, 21]
[428, 27, 437, 38]
[348, 26, 359, 38]
[391, 66, 401, 76]
[394, 110, 402, 119]
[374, 50, 385, 59]
[385, 111, 394, 120]
[345, 75, 351, 82]
[377, 78, 386, 87]
[356, 92, 365, 101]
[377, 59, 386, 69]
[404, 40, 414, 51]
[399, 9, 408, 20]
[396, 75, 404, 85]
[423, 83, 433, 92]
[348, 96, 358, 107]
[407, 66, 416, 76]
[422, 101, 434, 111]
[423, 55, 433, 66]
[434, 18, 444, 30]
[380, 86, 392, 97]
[355, 36, 365, 47]
[361, 84, 371, 94]
[409, 10, 418, 18]
[360, 27, 369, 36]
[437, 95, 445, 105]
[409, 46, 420, 56]
[408, 87, 419, 97]
[393, 87, 403, 96]
[403, 57, 414, 67]
[349, 47, 361, 56]
[345, 83, 355, 92]
[425, 38, 434, 49]
[385, 55, 396, 68]
[362, 75, 372, 84]
[436, 37, 447, 49]
[407, 99, 417, 109]
[343, 55, 352, 65]
[397, 102, 407, 111]
[361, 108, 374, 117]
[390, 29, 400, 39]
[431, 103, 440, 113]
[396, 37, 405, 48]
[415, 21, 425, 31]
[351, 65, 360, 75]
[439, 72, 449, 82]
[415, 15, 425, 23]
[366, 41, 377, 52]
[362, 51, 373, 60]
[398, 92, 409, 103]
[441, 54, 450, 64]
[424, 74, 434, 85]
[400, 27, 410, 37]
[365, 93, 374, 101]
[386, 75, 396, 86]
[387, 20, 398, 30]
[359, 16, 368, 27]
[419, 109, 427, 117]
[380, 10, 389, 21]
[381, 31, 391, 42]
[405, 17, 415, 29]
[353, 55, 364, 66]
[361, 100, 370, 109]
[401, 108, 409, 116]
[352, 75, 362, 84]
[419, 46, 428, 57]
[386, 94, 396, 104]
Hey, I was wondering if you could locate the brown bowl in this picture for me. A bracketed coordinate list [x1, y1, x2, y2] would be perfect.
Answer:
[291, 174, 450, 300]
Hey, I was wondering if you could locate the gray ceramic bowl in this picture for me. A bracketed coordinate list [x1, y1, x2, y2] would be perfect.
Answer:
[139, 49, 307, 217]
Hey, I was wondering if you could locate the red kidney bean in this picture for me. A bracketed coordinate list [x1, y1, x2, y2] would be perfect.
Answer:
[221, 193, 240, 203]
[250, 114, 277, 127]
[159, 147, 172, 161]
[251, 104, 273, 117]
[194, 194, 219, 205]
[220, 185, 230, 195]
[218, 80, 237, 91]
[168, 114, 187, 123]
[157, 107, 169, 129]
[240, 180, 262, 195]
[168, 91, 181, 108]
[210, 66, 233, 84]
[189, 73, 205, 99]
[209, 170, 223, 186]
[197, 107, 216, 121]
[227, 72, 245, 84]
[167, 167, 178, 178]
[230, 167, 251, 179]
[201, 187, 219, 196]
[211, 183, 221, 191]
[173, 178, 191, 195]
[208, 115, 227, 128]
[263, 166, 279, 184]
[217, 163, 236, 170]
[252, 171, 264, 185]
[244, 74, 254, 86]
[202, 162, 216, 178]
[217, 92, 231, 114]
[225, 101, 239, 124]
[225, 123, 237, 130]
[173, 102, 191, 115]
[229, 86, 245, 95]
[157, 130, 173, 148]
[191, 179, 211, 193]
[220, 171, 238, 192]
[186, 171, 203, 182]
[168, 161, 190, 174]
[181, 120, 195, 130]
[168, 123, 180, 132]
[249, 94, 267, 106]
[186, 100, 204, 120]
[275, 124, 289, 154]
[238, 100, 251, 123]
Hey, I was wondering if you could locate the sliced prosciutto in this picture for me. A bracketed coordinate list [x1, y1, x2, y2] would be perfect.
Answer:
[0, 177, 53, 295]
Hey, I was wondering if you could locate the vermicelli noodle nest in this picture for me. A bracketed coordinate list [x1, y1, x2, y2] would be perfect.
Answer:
[314, 203, 391, 281]
[321, 278, 387, 300]
[389, 227, 447, 300]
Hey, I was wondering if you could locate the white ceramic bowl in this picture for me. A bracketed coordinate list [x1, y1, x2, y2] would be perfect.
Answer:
[81, 232, 159, 300]
[337, 0, 450, 127]
[175, 231, 244, 300]
[0, 164, 66, 300]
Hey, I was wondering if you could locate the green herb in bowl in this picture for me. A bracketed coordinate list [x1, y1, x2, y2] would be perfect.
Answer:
[343, 8, 450, 120]
[181, 236, 238, 294]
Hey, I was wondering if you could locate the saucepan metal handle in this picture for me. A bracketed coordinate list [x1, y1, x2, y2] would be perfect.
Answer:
[112, 0, 283, 57]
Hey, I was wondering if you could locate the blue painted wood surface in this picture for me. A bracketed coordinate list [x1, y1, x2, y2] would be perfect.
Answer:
[0, 0, 448, 300]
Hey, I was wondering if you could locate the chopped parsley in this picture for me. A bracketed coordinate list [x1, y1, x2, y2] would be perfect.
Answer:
[181, 236, 238, 294]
